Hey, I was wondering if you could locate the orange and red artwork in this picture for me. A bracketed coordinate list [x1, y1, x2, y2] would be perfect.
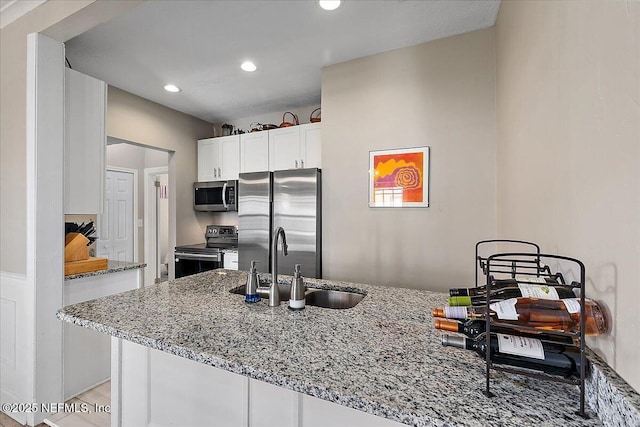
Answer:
[369, 147, 429, 208]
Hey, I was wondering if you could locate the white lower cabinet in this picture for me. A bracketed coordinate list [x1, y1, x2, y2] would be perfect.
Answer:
[249, 380, 298, 427]
[224, 251, 239, 270]
[114, 339, 404, 427]
[64, 268, 140, 400]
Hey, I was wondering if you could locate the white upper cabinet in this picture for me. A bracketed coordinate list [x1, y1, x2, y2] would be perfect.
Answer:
[299, 123, 321, 169]
[64, 68, 106, 214]
[197, 135, 239, 181]
[268, 126, 301, 171]
[199, 124, 321, 178]
[268, 123, 321, 171]
[240, 131, 269, 173]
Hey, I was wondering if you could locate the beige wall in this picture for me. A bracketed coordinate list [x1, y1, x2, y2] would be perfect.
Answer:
[0, 0, 95, 274]
[0, 0, 141, 274]
[496, 1, 640, 391]
[106, 86, 214, 247]
[106, 142, 168, 262]
[321, 29, 497, 290]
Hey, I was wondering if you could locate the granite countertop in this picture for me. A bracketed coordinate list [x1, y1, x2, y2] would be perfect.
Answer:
[57, 269, 639, 426]
[64, 260, 146, 281]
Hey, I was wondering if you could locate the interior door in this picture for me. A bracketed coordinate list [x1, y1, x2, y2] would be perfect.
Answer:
[97, 169, 134, 261]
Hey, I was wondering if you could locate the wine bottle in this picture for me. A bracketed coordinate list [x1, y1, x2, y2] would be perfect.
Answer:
[448, 284, 580, 306]
[434, 318, 576, 344]
[441, 332, 582, 378]
[449, 275, 561, 297]
[432, 297, 607, 336]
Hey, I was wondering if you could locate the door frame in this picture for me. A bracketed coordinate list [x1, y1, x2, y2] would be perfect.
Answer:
[102, 166, 138, 262]
[144, 166, 169, 287]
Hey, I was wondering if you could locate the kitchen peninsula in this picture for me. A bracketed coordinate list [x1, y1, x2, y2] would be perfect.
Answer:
[57, 270, 639, 427]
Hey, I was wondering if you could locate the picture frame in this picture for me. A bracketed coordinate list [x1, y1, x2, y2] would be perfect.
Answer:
[369, 146, 430, 208]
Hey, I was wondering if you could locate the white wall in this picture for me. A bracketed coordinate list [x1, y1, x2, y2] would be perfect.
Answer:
[495, 1, 640, 391]
[321, 28, 497, 290]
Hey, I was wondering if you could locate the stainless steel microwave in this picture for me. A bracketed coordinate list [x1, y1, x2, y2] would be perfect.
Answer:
[194, 180, 238, 212]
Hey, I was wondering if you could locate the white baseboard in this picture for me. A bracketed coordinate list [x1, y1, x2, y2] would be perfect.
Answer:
[0, 271, 32, 425]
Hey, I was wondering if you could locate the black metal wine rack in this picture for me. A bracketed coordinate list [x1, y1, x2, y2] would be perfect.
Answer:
[482, 252, 588, 418]
[475, 239, 567, 287]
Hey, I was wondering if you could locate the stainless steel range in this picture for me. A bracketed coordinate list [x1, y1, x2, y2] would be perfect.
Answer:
[174, 225, 238, 278]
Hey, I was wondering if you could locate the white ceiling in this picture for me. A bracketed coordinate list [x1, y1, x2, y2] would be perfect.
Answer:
[65, 0, 500, 124]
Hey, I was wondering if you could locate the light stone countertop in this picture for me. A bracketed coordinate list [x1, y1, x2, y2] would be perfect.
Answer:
[57, 269, 639, 426]
[64, 260, 146, 281]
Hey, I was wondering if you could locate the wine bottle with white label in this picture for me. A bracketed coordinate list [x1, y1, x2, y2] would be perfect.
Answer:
[449, 275, 562, 297]
[441, 332, 582, 378]
[432, 297, 607, 336]
[434, 318, 576, 344]
[448, 284, 581, 306]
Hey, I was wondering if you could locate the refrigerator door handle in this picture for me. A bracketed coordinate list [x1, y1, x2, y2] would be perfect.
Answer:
[222, 182, 228, 209]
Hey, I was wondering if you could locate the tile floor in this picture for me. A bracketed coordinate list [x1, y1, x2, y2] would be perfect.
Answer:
[0, 381, 110, 427]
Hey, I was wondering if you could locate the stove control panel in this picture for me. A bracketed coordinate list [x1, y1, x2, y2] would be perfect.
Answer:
[206, 225, 238, 239]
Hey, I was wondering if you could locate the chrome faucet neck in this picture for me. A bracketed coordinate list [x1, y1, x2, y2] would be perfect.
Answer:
[269, 227, 288, 307]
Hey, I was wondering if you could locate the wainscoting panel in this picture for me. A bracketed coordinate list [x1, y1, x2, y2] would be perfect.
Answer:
[0, 271, 32, 425]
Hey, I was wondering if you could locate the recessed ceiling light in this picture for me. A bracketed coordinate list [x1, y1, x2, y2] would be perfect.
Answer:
[319, 0, 341, 11]
[241, 61, 257, 72]
[164, 84, 180, 93]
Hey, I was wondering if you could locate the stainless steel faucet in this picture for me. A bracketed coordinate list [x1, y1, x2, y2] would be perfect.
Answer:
[268, 227, 288, 307]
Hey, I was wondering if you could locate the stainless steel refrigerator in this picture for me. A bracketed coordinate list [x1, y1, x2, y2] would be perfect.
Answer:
[238, 168, 322, 278]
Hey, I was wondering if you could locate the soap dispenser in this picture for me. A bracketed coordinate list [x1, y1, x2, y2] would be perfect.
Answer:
[289, 264, 306, 310]
[245, 260, 260, 303]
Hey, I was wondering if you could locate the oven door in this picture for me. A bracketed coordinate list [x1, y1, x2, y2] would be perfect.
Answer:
[174, 251, 223, 278]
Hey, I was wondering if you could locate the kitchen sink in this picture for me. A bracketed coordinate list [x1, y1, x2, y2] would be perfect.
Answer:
[229, 283, 365, 309]
[304, 289, 365, 309]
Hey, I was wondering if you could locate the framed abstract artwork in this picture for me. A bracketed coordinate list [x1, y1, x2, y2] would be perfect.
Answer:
[369, 146, 430, 208]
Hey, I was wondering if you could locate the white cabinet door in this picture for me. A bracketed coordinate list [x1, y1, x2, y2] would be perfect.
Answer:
[197, 138, 218, 181]
[64, 68, 106, 214]
[269, 126, 301, 171]
[218, 135, 240, 180]
[299, 123, 322, 169]
[198, 136, 239, 181]
[223, 252, 238, 270]
[240, 131, 269, 173]
[249, 379, 298, 427]
[301, 394, 405, 427]
[117, 340, 249, 427]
